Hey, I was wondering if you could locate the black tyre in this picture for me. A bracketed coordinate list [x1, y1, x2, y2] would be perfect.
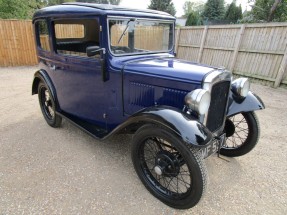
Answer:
[38, 82, 62, 128]
[131, 124, 207, 209]
[220, 112, 259, 157]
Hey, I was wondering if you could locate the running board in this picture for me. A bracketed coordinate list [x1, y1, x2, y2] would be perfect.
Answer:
[57, 112, 108, 139]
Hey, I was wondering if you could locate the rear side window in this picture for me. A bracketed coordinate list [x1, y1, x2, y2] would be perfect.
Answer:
[53, 19, 100, 57]
[36, 20, 50, 51]
[55, 24, 85, 39]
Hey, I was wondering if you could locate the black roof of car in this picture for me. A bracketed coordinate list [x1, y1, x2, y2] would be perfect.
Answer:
[33, 3, 175, 20]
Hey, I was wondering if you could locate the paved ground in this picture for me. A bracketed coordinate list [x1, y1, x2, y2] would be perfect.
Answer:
[0, 66, 286, 215]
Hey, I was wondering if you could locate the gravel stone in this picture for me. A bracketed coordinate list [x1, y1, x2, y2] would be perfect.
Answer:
[0, 66, 286, 214]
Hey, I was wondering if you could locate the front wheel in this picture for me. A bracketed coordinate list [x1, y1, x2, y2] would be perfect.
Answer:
[131, 124, 207, 209]
[220, 112, 260, 157]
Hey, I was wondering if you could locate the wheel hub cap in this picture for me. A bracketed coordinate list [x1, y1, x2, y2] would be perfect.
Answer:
[42, 89, 55, 119]
[155, 151, 180, 177]
[154, 166, 163, 175]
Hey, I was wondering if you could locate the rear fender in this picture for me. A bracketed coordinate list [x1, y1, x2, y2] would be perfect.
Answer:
[106, 106, 213, 147]
[227, 91, 265, 117]
[32, 70, 59, 109]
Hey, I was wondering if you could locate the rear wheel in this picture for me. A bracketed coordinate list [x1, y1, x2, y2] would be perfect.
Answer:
[220, 112, 259, 157]
[38, 82, 62, 128]
[131, 124, 207, 209]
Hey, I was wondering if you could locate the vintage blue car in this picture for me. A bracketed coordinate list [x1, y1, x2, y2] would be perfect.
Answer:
[32, 3, 265, 209]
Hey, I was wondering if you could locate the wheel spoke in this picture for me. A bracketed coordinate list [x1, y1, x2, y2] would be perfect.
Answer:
[139, 136, 193, 198]
[223, 113, 252, 149]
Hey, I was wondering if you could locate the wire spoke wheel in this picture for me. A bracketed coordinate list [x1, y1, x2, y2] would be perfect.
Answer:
[38, 82, 62, 128]
[40, 87, 55, 120]
[220, 112, 260, 157]
[142, 137, 192, 197]
[223, 114, 249, 149]
[131, 125, 207, 209]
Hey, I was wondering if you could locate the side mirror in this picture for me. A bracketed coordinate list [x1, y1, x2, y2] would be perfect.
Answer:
[86, 46, 106, 57]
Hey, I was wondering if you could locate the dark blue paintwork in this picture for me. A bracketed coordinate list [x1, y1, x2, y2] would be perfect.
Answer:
[227, 91, 265, 117]
[32, 4, 219, 130]
[32, 3, 264, 145]
[33, 3, 175, 21]
[122, 57, 215, 115]
[104, 105, 213, 146]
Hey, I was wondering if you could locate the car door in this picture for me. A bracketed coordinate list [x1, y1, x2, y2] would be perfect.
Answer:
[48, 17, 107, 127]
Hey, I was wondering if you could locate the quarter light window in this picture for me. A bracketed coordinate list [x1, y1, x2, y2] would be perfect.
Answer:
[36, 20, 50, 51]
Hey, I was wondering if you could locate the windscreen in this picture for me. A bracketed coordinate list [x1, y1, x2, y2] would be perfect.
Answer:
[108, 18, 174, 55]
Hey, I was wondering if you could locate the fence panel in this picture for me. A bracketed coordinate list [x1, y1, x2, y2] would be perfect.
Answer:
[0, 19, 287, 87]
[177, 23, 287, 87]
[176, 27, 203, 62]
[0, 19, 37, 66]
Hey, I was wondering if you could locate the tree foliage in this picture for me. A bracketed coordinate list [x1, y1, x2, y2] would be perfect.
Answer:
[183, 1, 194, 17]
[0, 0, 44, 19]
[202, 0, 225, 21]
[185, 11, 202, 26]
[183, 0, 204, 18]
[249, 0, 287, 22]
[0, 0, 122, 19]
[224, 1, 242, 23]
[148, 0, 176, 16]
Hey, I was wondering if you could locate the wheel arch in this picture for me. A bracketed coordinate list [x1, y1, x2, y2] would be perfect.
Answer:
[105, 106, 213, 148]
[32, 69, 59, 109]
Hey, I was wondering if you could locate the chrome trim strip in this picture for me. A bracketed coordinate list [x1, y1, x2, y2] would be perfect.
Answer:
[203, 70, 232, 91]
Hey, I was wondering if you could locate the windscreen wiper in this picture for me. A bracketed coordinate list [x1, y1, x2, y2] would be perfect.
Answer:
[117, 18, 136, 44]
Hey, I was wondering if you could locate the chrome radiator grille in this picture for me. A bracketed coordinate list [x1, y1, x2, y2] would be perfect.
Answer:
[206, 81, 230, 132]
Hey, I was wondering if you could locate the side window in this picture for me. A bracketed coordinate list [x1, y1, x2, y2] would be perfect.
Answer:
[53, 19, 100, 57]
[36, 20, 50, 51]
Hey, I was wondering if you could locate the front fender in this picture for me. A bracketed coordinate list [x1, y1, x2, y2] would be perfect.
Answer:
[227, 91, 265, 117]
[106, 106, 213, 147]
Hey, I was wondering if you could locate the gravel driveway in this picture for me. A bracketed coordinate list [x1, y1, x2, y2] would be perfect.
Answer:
[0, 66, 286, 214]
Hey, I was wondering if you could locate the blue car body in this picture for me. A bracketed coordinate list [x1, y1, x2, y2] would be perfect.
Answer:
[31, 3, 266, 209]
[32, 3, 264, 145]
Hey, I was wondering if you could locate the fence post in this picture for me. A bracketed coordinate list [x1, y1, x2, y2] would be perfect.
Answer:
[197, 25, 208, 63]
[175, 27, 181, 54]
[230, 24, 245, 72]
[274, 45, 287, 88]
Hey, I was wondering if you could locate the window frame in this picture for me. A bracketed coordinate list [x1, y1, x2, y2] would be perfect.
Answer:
[51, 17, 101, 59]
[107, 16, 175, 57]
[35, 19, 51, 52]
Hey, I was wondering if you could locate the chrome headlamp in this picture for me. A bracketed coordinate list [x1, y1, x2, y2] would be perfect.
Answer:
[184, 89, 211, 115]
[231, 78, 250, 97]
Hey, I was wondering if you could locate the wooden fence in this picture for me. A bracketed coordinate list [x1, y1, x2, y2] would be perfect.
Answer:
[0, 19, 287, 87]
[176, 23, 287, 87]
[0, 19, 37, 66]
